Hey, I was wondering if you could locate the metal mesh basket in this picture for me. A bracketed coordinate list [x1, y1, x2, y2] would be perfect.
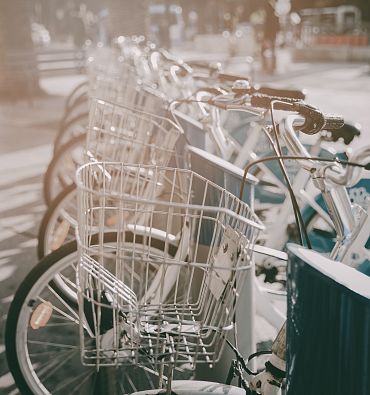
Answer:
[91, 77, 167, 114]
[86, 99, 180, 165]
[86, 46, 134, 93]
[76, 162, 263, 370]
[86, 45, 155, 103]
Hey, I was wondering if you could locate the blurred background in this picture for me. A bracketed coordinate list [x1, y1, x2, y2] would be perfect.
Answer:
[1, 0, 370, 98]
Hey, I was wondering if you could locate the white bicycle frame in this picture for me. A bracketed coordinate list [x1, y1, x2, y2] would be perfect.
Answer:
[251, 113, 370, 332]
[279, 115, 370, 264]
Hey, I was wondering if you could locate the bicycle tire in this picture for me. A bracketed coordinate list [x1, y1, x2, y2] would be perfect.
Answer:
[6, 241, 161, 395]
[65, 90, 88, 115]
[63, 81, 88, 113]
[61, 92, 88, 129]
[38, 183, 78, 259]
[54, 110, 88, 155]
[6, 234, 179, 394]
[43, 133, 86, 206]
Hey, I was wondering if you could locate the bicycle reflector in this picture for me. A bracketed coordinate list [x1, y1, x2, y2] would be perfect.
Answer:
[286, 244, 370, 395]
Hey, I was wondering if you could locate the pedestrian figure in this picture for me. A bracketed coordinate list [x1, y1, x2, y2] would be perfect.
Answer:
[71, 5, 86, 49]
[261, 0, 279, 74]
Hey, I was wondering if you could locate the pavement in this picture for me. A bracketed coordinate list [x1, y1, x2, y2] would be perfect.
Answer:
[0, 54, 370, 394]
[0, 75, 85, 395]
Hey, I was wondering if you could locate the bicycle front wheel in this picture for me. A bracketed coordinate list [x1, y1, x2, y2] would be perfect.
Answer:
[6, 242, 161, 395]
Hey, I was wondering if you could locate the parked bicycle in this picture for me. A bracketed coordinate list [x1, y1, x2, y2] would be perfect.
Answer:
[6, 37, 370, 395]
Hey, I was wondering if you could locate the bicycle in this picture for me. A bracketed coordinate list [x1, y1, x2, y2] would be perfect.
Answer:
[10, 78, 362, 395]
[38, 80, 278, 261]
[39, 75, 356, 341]
[6, 161, 263, 395]
[246, 97, 370, 394]
[43, 88, 169, 205]
[128, 94, 370, 395]
[41, 71, 363, 340]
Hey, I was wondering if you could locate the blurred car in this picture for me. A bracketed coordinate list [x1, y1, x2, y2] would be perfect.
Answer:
[31, 23, 51, 47]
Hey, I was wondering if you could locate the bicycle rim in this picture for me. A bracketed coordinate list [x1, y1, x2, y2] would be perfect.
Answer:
[6, 247, 161, 394]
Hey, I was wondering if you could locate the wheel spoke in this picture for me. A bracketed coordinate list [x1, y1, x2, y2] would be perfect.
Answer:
[58, 272, 78, 290]
[28, 346, 77, 357]
[52, 368, 96, 394]
[28, 340, 80, 350]
[40, 293, 79, 323]
[37, 348, 79, 382]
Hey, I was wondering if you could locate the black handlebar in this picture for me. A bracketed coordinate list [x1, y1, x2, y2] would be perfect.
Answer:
[250, 93, 344, 135]
[323, 114, 345, 131]
[297, 104, 344, 134]
[251, 85, 306, 100]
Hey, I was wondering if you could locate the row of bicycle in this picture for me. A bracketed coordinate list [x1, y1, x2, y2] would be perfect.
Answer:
[5, 37, 370, 395]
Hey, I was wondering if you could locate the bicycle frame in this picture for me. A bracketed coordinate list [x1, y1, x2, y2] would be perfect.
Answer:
[279, 114, 370, 265]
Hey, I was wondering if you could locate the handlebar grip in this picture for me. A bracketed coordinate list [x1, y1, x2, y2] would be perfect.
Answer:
[323, 113, 345, 130]
[298, 106, 344, 135]
[255, 86, 306, 100]
[250, 94, 298, 111]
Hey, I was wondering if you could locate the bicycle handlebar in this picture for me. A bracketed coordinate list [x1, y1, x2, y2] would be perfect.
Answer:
[281, 114, 366, 189]
[251, 94, 344, 134]
[250, 94, 298, 110]
[253, 85, 306, 100]
[298, 104, 344, 134]
[207, 96, 265, 116]
[213, 77, 305, 100]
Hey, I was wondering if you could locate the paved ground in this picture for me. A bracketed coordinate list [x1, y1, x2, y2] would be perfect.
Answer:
[0, 76, 85, 394]
[0, 59, 369, 394]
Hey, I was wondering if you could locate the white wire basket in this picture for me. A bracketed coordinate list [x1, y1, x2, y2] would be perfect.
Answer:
[86, 44, 155, 103]
[91, 77, 167, 115]
[76, 162, 263, 370]
[86, 46, 132, 91]
[86, 99, 180, 166]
